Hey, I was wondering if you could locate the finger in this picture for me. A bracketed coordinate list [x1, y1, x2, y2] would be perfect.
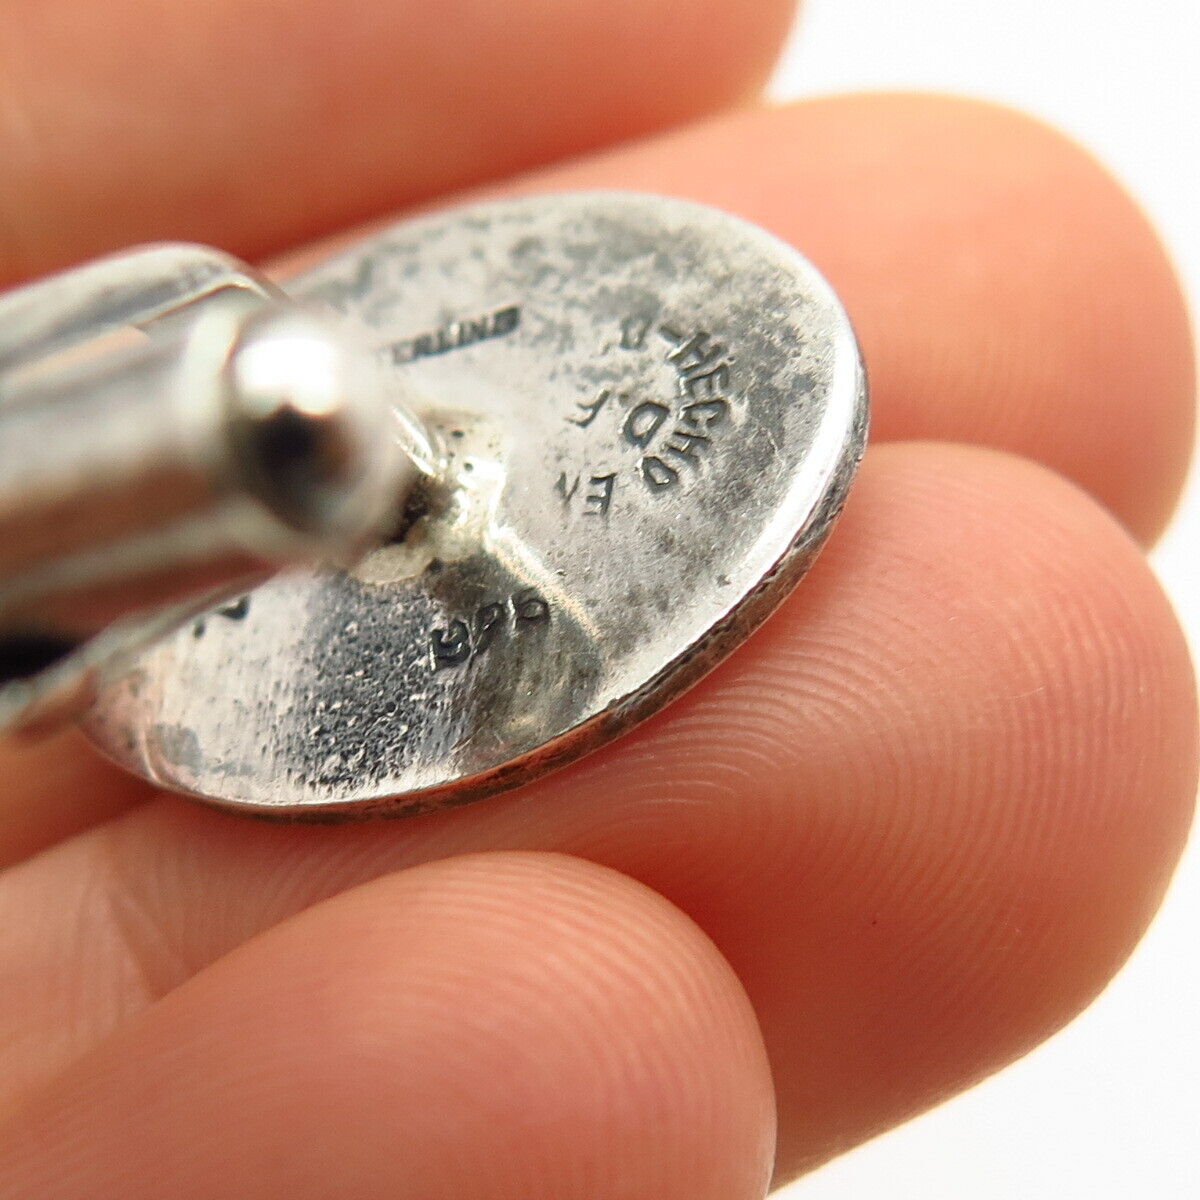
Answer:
[0, 852, 775, 1200]
[495, 93, 1194, 544]
[0, 0, 797, 285]
[2, 443, 1194, 1185]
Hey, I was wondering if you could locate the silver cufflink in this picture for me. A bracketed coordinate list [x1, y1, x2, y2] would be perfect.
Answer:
[0, 193, 866, 819]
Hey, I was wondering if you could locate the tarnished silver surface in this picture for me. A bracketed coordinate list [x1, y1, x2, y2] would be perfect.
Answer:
[84, 192, 867, 817]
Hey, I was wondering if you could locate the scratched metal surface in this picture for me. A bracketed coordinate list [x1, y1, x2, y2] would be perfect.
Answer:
[84, 193, 867, 817]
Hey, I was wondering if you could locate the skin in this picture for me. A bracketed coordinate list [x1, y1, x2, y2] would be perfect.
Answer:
[0, 2, 1195, 1196]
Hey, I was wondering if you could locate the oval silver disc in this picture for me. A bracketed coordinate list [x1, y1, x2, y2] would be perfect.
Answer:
[84, 193, 867, 817]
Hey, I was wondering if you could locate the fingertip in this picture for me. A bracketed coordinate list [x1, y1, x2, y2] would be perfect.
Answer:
[775, 439, 1199, 1068]
[1, 852, 776, 1200]
[840, 95, 1196, 545]
[776, 94, 1197, 545]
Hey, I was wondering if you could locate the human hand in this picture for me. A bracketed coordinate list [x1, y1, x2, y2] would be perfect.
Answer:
[0, 2, 1195, 1196]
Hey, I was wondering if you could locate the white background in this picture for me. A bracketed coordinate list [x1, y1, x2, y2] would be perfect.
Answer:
[769, 2, 1199, 1196]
